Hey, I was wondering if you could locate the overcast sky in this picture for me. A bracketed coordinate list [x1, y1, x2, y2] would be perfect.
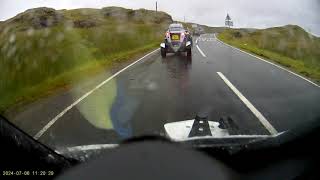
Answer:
[1, 0, 319, 35]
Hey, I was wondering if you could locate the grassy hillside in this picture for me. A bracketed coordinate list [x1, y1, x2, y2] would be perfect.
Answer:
[0, 7, 173, 112]
[218, 25, 320, 83]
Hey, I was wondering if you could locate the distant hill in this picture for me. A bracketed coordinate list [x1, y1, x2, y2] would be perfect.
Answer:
[201, 26, 226, 33]
[218, 25, 320, 82]
[1, 7, 173, 31]
[179, 22, 226, 34]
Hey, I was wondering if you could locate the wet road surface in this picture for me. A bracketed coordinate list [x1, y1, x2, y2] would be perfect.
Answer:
[9, 34, 320, 149]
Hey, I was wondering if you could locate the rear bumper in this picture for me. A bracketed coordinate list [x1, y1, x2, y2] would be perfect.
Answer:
[162, 40, 191, 53]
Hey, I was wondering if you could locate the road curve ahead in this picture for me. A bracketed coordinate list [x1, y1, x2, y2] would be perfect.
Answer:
[10, 34, 320, 149]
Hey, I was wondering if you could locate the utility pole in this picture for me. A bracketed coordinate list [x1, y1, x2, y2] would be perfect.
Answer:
[184, 16, 185, 23]
[155, 1, 158, 19]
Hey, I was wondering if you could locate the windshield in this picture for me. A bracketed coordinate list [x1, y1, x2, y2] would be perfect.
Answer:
[169, 24, 184, 31]
[169, 27, 184, 31]
[0, 0, 319, 154]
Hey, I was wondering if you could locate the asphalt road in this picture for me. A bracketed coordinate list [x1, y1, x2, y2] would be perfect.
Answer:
[9, 34, 320, 149]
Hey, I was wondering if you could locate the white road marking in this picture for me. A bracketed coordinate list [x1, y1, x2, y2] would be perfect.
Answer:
[34, 48, 159, 140]
[217, 72, 278, 135]
[214, 34, 320, 88]
[195, 38, 198, 44]
[196, 45, 206, 57]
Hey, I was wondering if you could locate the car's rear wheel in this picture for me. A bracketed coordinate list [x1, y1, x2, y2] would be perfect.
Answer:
[187, 48, 192, 57]
[161, 48, 166, 58]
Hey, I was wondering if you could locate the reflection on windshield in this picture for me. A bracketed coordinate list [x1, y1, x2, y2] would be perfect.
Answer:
[111, 79, 136, 139]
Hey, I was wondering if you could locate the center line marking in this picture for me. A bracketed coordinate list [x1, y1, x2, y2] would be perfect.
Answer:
[217, 72, 278, 135]
[196, 45, 206, 57]
[34, 48, 159, 140]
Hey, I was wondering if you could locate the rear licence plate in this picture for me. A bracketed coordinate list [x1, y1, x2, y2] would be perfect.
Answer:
[171, 34, 180, 40]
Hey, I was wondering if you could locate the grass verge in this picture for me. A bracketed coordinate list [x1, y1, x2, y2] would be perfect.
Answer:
[217, 28, 320, 84]
[1, 43, 159, 114]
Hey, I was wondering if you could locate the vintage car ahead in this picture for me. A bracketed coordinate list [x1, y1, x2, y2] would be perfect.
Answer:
[160, 23, 192, 57]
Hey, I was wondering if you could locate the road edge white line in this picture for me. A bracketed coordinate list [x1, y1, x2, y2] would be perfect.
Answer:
[217, 72, 278, 135]
[214, 34, 319, 88]
[34, 48, 159, 140]
[196, 45, 206, 57]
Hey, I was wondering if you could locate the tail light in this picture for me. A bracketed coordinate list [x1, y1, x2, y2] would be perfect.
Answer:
[181, 32, 185, 39]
